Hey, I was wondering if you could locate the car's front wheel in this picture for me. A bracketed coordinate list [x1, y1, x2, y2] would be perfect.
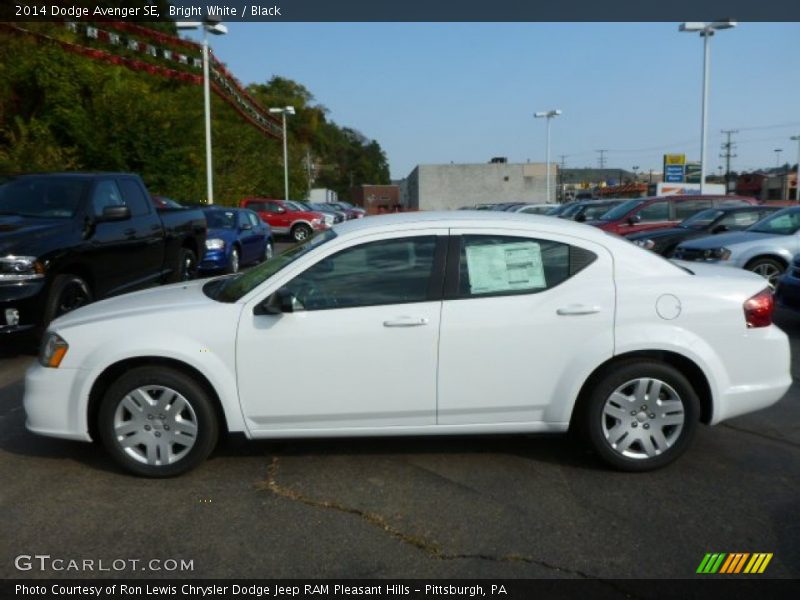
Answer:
[578, 360, 700, 471]
[98, 366, 219, 477]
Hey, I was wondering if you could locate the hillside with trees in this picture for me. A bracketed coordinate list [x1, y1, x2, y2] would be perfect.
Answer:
[0, 22, 390, 204]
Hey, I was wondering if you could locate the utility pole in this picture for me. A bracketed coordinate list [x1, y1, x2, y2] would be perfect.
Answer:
[558, 155, 568, 202]
[596, 149, 607, 169]
[720, 129, 738, 193]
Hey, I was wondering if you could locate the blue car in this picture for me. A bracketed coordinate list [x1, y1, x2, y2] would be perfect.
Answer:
[199, 207, 273, 274]
[775, 254, 800, 312]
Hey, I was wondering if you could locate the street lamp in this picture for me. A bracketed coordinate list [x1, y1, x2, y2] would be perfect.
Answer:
[269, 106, 296, 201]
[632, 165, 640, 182]
[534, 109, 562, 203]
[177, 18, 228, 205]
[774, 148, 783, 168]
[679, 19, 737, 195]
[791, 135, 800, 202]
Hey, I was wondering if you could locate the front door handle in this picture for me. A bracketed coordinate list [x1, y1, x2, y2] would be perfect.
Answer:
[383, 317, 429, 327]
[556, 305, 601, 316]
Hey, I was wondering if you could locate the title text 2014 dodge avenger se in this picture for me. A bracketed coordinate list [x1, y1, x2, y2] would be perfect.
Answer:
[24, 212, 791, 477]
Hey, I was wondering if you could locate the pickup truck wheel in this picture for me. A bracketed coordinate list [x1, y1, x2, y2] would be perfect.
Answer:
[98, 366, 219, 477]
[225, 248, 240, 274]
[291, 223, 312, 242]
[176, 248, 197, 281]
[579, 360, 699, 472]
[43, 274, 93, 326]
[264, 240, 274, 261]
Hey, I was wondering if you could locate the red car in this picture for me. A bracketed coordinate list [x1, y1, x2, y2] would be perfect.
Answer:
[588, 195, 757, 235]
[240, 198, 329, 242]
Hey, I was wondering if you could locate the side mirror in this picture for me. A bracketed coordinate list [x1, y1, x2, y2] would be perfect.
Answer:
[627, 214, 641, 226]
[711, 224, 729, 234]
[240, 223, 252, 231]
[575, 213, 587, 223]
[276, 207, 286, 214]
[254, 288, 296, 315]
[98, 205, 131, 222]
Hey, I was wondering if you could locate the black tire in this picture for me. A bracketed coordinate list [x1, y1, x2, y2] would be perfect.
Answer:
[42, 274, 93, 328]
[291, 223, 312, 243]
[745, 257, 786, 289]
[170, 247, 197, 282]
[225, 247, 240, 274]
[577, 360, 700, 472]
[97, 366, 219, 477]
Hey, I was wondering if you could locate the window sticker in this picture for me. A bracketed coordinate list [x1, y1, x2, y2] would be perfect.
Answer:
[465, 241, 546, 294]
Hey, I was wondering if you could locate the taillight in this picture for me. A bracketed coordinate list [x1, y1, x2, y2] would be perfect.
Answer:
[744, 288, 774, 328]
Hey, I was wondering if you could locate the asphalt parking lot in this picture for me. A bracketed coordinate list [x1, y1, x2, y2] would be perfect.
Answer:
[0, 291, 798, 580]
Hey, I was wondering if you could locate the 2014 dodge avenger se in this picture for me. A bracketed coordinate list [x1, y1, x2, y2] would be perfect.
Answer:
[24, 212, 791, 476]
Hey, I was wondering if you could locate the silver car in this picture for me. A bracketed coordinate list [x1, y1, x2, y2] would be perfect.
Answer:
[673, 206, 800, 288]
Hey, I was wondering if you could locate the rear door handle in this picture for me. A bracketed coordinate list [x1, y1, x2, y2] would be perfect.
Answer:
[383, 317, 429, 327]
[556, 305, 601, 316]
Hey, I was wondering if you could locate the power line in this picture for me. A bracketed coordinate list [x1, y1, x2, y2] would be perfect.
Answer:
[720, 129, 738, 186]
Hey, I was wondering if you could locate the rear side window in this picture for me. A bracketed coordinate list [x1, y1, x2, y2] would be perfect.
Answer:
[455, 235, 596, 298]
[117, 179, 151, 217]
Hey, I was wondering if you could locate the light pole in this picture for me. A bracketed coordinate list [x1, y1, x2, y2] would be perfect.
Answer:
[177, 19, 228, 205]
[534, 109, 562, 203]
[269, 106, 296, 201]
[774, 148, 783, 168]
[632, 165, 640, 182]
[679, 19, 737, 195]
[791, 135, 800, 202]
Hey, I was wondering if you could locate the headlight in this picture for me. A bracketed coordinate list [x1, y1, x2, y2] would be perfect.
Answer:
[39, 332, 69, 368]
[704, 247, 731, 260]
[311, 218, 322, 225]
[205, 238, 225, 250]
[323, 215, 334, 225]
[633, 239, 655, 250]
[0, 256, 44, 281]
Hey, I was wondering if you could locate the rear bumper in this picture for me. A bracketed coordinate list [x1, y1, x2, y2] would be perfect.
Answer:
[711, 325, 792, 424]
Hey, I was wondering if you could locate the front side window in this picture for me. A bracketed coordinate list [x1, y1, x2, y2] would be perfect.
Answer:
[117, 179, 151, 217]
[455, 235, 596, 298]
[283, 236, 438, 311]
[636, 201, 670, 222]
[717, 210, 762, 229]
[92, 180, 125, 215]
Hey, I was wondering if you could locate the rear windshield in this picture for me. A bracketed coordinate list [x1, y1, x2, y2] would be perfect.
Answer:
[0, 176, 88, 218]
[597, 198, 647, 221]
[204, 210, 237, 229]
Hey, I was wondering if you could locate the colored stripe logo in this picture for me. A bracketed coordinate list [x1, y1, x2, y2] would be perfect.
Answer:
[697, 553, 773, 574]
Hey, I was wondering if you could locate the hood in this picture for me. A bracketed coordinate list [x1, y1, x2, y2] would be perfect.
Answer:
[676, 230, 783, 250]
[0, 215, 74, 255]
[50, 278, 216, 330]
[205, 227, 239, 243]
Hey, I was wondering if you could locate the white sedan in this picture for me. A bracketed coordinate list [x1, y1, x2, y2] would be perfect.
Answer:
[24, 212, 791, 476]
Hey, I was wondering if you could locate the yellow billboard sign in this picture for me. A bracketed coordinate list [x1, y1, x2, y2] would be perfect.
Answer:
[664, 154, 686, 166]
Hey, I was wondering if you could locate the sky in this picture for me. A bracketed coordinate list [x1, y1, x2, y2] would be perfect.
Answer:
[185, 22, 800, 180]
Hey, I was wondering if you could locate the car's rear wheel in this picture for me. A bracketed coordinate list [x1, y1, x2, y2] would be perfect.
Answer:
[98, 366, 219, 477]
[579, 360, 699, 471]
[745, 257, 785, 289]
[291, 223, 312, 242]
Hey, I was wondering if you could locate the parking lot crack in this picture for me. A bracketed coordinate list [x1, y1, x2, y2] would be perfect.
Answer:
[720, 423, 800, 449]
[257, 457, 621, 582]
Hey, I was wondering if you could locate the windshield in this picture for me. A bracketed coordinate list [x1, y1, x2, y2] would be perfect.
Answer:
[204, 209, 237, 229]
[680, 208, 724, 230]
[284, 201, 306, 211]
[210, 229, 338, 302]
[747, 207, 800, 235]
[559, 203, 583, 218]
[584, 203, 618, 220]
[597, 198, 647, 221]
[0, 176, 88, 218]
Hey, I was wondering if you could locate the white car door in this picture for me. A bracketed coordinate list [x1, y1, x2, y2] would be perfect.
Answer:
[236, 230, 447, 434]
[437, 227, 615, 426]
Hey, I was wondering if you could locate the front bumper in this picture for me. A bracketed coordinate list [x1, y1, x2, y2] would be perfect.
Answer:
[0, 279, 47, 336]
[24, 362, 92, 441]
[198, 248, 229, 272]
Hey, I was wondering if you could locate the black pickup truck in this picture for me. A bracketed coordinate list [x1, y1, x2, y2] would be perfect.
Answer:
[0, 172, 206, 340]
